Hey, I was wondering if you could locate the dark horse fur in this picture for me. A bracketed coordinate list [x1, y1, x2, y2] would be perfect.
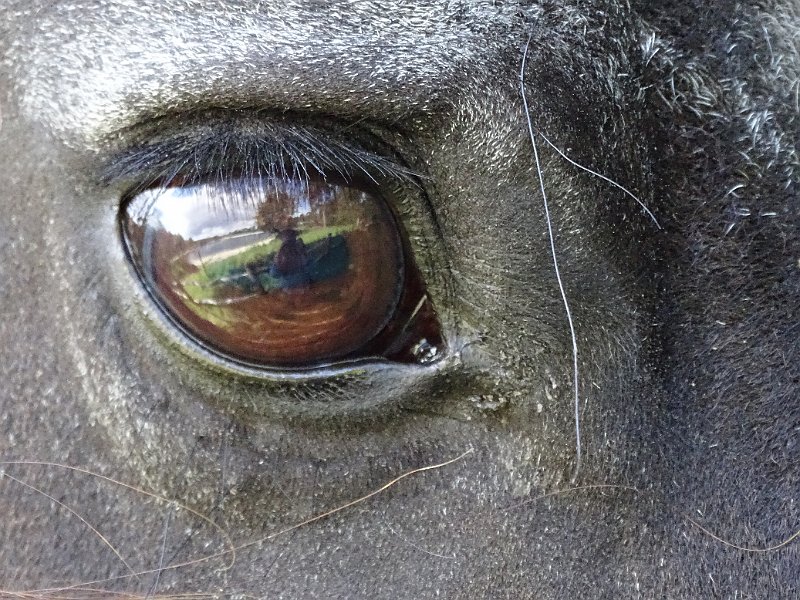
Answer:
[0, 1, 798, 597]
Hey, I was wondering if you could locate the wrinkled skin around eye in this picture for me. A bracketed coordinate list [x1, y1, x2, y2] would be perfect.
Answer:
[0, 1, 798, 599]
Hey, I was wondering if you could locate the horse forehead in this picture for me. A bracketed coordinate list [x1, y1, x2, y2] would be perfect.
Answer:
[4, 0, 523, 147]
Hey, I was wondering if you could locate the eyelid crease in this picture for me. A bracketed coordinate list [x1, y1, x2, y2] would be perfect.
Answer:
[99, 113, 421, 196]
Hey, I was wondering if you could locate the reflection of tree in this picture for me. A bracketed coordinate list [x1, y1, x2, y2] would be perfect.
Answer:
[331, 187, 367, 228]
[155, 230, 195, 279]
[253, 180, 368, 233]
[255, 186, 299, 231]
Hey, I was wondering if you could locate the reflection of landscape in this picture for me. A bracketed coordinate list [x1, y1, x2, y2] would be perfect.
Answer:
[177, 225, 353, 306]
[123, 177, 406, 365]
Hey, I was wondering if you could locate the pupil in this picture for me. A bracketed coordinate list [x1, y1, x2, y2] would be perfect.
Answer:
[122, 177, 407, 367]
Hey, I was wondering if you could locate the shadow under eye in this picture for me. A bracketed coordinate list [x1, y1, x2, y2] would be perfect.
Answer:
[121, 173, 445, 371]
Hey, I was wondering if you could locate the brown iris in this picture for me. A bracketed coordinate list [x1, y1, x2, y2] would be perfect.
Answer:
[121, 175, 443, 368]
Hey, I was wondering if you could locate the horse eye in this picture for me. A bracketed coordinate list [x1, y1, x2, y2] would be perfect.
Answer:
[120, 175, 444, 369]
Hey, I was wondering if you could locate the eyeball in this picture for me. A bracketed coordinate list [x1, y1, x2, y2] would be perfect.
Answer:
[121, 175, 444, 369]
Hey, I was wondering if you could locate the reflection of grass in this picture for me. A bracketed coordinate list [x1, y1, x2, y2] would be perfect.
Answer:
[300, 225, 351, 242]
[183, 300, 238, 329]
[175, 225, 351, 306]
[181, 279, 223, 304]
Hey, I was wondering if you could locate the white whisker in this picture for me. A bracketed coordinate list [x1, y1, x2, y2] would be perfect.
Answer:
[519, 33, 582, 481]
[537, 132, 662, 229]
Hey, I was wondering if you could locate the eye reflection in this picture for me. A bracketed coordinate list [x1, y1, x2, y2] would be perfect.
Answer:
[121, 176, 444, 368]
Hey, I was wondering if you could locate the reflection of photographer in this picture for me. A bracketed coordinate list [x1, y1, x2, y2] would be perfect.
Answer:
[273, 229, 308, 275]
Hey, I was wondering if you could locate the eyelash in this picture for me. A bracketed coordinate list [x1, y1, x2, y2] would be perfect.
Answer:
[101, 115, 418, 201]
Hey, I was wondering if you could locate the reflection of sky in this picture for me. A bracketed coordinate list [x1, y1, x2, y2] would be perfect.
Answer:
[293, 195, 311, 218]
[152, 185, 257, 240]
[130, 179, 342, 241]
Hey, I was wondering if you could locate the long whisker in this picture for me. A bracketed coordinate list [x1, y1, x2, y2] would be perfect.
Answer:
[0, 471, 135, 575]
[537, 131, 662, 229]
[519, 33, 582, 481]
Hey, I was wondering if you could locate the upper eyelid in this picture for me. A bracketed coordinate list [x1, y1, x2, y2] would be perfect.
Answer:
[98, 112, 420, 194]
